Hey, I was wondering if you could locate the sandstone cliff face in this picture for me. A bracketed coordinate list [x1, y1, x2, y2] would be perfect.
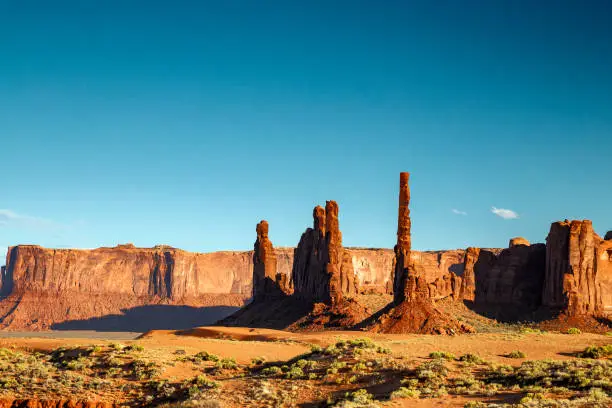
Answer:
[291, 201, 358, 305]
[3, 245, 253, 298]
[542, 220, 599, 315]
[596, 239, 612, 315]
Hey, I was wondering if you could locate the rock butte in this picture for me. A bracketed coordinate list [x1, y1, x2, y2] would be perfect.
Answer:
[1, 173, 611, 332]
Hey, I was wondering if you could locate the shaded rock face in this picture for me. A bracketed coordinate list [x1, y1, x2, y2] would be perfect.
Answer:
[542, 220, 599, 315]
[253, 221, 292, 300]
[472, 245, 546, 307]
[605, 231, 612, 241]
[291, 201, 358, 305]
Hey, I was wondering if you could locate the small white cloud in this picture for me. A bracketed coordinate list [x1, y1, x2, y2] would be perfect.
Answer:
[0, 209, 56, 228]
[491, 207, 519, 220]
[452, 209, 467, 216]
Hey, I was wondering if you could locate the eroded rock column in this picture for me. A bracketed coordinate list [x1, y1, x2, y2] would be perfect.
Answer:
[393, 172, 412, 304]
[253, 220, 282, 300]
[325, 200, 343, 305]
[291, 201, 358, 305]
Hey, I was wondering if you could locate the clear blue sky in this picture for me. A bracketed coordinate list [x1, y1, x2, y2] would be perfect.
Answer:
[1, 1, 611, 261]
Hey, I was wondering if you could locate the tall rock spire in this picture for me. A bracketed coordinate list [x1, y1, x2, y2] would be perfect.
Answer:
[393, 172, 412, 303]
[253, 220, 289, 300]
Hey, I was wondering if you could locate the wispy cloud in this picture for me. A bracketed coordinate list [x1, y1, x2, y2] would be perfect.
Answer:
[491, 207, 519, 220]
[451, 209, 467, 216]
[0, 209, 58, 228]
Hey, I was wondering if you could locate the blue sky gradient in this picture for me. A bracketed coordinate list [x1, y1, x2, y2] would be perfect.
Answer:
[1, 1, 611, 260]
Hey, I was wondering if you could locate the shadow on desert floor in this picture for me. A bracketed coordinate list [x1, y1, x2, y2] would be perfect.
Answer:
[51, 304, 240, 332]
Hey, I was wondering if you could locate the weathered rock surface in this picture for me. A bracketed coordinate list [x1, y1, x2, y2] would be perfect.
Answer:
[392, 172, 412, 303]
[596, 239, 612, 315]
[542, 220, 599, 316]
[509, 237, 530, 247]
[0, 244, 256, 330]
[374, 172, 474, 334]
[223, 201, 367, 330]
[291, 201, 358, 305]
[253, 221, 291, 300]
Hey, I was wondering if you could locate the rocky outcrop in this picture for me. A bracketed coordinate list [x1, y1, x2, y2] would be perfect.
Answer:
[510, 237, 530, 247]
[253, 221, 291, 300]
[292, 201, 358, 305]
[542, 220, 599, 316]
[539, 220, 612, 317]
[223, 201, 367, 330]
[374, 172, 474, 334]
[605, 231, 612, 241]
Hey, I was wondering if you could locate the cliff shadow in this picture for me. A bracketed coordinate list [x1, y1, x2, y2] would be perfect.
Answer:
[51, 305, 241, 332]
[464, 245, 552, 323]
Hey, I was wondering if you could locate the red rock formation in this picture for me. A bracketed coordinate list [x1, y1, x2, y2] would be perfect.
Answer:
[542, 220, 599, 316]
[393, 172, 412, 303]
[596, 239, 612, 315]
[253, 220, 291, 300]
[374, 172, 473, 334]
[292, 201, 358, 305]
[509, 237, 530, 247]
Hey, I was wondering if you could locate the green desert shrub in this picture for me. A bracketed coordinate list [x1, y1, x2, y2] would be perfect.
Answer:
[458, 353, 484, 364]
[215, 357, 237, 370]
[391, 387, 421, 399]
[429, 351, 455, 360]
[505, 350, 526, 359]
[578, 344, 612, 359]
[193, 351, 220, 363]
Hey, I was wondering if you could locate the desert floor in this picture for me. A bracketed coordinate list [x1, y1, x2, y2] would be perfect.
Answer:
[0, 326, 609, 407]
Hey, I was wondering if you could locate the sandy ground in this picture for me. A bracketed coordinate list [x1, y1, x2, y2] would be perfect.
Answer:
[0, 325, 607, 366]
[0, 327, 609, 407]
[0, 330, 141, 340]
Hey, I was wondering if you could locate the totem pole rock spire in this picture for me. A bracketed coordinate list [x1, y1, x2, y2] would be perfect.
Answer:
[393, 171, 412, 303]
[253, 220, 290, 300]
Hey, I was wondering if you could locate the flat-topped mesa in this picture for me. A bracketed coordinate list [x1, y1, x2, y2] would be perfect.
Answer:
[291, 201, 358, 305]
[542, 220, 599, 316]
[253, 221, 291, 300]
[393, 172, 412, 304]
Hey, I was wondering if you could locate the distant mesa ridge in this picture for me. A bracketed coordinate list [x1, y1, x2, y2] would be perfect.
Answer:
[1, 173, 611, 332]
